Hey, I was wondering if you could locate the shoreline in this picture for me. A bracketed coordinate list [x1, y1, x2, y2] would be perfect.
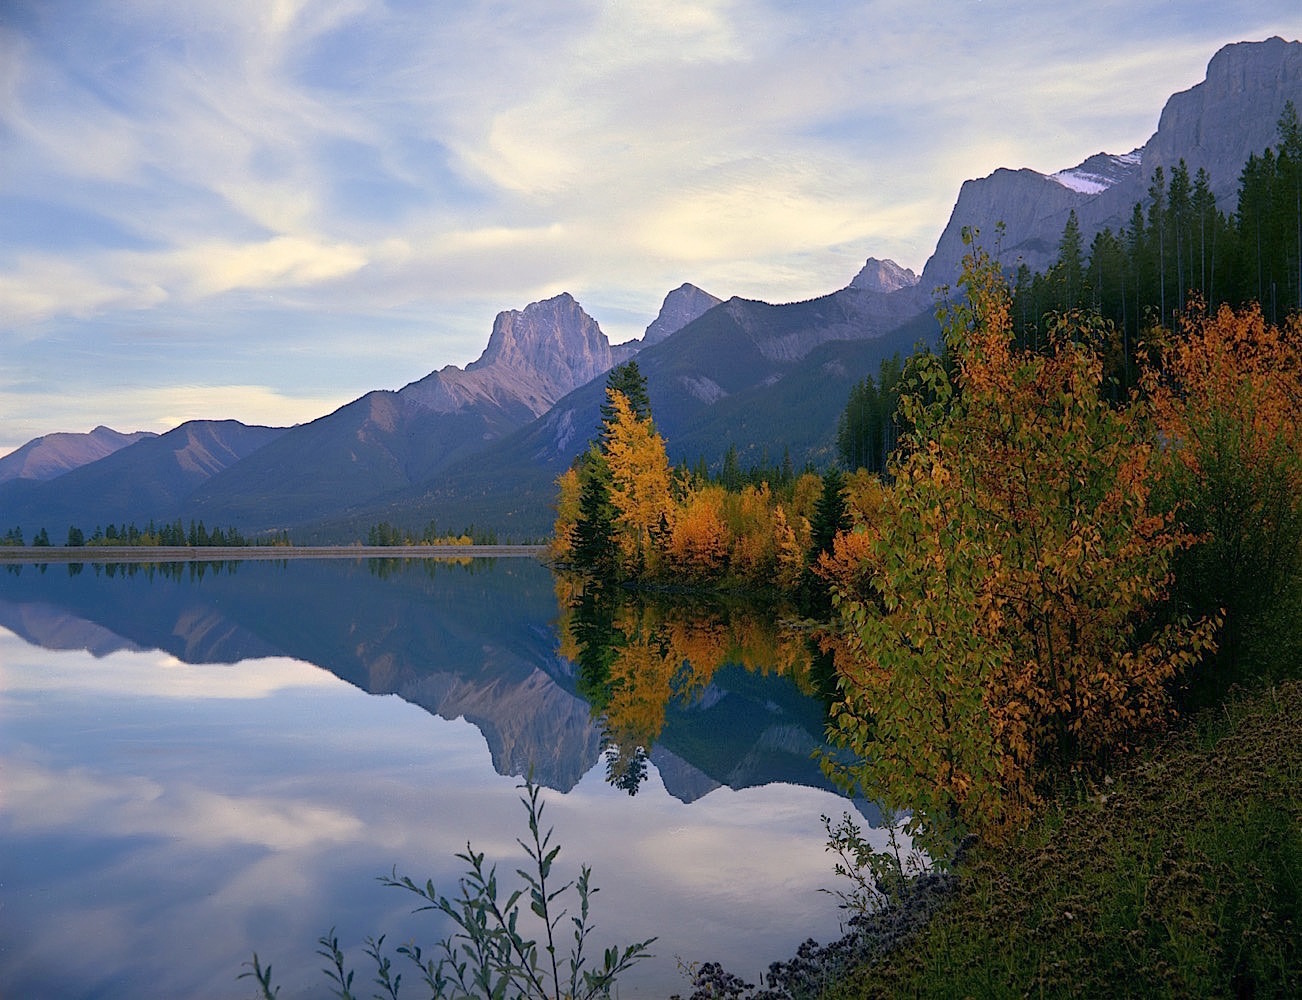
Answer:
[0, 544, 547, 563]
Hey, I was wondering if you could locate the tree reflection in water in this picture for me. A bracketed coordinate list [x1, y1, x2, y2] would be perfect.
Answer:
[555, 574, 830, 795]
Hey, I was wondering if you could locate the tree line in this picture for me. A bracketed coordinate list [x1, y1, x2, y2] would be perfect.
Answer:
[364, 520, 498, 546]
[2, 520, 256, 547]
[1012, 101, 1302, 393]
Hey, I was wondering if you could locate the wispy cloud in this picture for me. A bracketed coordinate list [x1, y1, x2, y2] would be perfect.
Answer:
[1, 1, 1299, 443]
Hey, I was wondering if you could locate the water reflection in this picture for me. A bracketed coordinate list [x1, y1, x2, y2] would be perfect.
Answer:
[556, 575, 845, 801]
[0, 558, 888, 998]
[0, 558, 853, 802]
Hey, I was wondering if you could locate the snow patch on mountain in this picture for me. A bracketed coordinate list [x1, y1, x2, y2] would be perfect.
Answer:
[1050, 148, 1144, 195]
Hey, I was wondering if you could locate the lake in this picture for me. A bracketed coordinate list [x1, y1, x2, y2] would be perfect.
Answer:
[0, 555, 889, 998]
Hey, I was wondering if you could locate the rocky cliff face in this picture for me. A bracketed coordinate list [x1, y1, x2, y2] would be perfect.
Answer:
[467, 292, 616, 395]
[1144, 36, 1302, 205]
[401, 292, 625, 419]
[921, 37, 1302, 289]
[849, 257, 920, 294]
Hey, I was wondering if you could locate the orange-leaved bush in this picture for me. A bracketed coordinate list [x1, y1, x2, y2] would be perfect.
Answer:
[1145, 300, 1302, 672]
[820, 237, 1219, 853]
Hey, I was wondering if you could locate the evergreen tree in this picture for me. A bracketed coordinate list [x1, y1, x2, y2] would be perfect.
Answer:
[809, 468, 848, 559]
[570, 452, 617, 578]
[599, 361, 651, 437]
[837, 354, 904, 474]
[1054, 209, 1085, 311]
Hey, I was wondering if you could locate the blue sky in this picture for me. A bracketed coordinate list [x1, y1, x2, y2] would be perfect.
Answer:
[1, 1, 1298, 455]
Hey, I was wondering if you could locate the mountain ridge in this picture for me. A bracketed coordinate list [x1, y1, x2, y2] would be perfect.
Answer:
[0, 426, 157, 483]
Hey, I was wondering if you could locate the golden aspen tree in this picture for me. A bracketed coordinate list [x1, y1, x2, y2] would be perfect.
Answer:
[667, 483, 730, 577]
[602, 390, 675, 574]
[547, 466, 581, 564]
[727, 482, 780, 584]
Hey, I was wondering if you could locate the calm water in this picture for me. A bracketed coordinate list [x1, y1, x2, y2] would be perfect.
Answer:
[0, 557, 887, 998]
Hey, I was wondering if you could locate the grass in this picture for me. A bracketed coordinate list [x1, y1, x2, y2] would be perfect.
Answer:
[821, 674, 1301, 998]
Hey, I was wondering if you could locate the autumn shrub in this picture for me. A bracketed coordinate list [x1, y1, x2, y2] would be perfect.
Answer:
[1145, 301, 1302, 682]
[820, 240, 1218, 853]
[667, 483, 731, 579]
[821, 679, 1301, 1000]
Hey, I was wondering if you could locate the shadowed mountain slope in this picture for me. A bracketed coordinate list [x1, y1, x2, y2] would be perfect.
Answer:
[323, 273, 935, 540]
[0, 420, 286, 533]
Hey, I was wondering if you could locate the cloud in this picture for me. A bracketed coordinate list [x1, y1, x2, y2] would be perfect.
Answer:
[3, 758, 366, 849]
[0, 641, 342, 699]
[3, 0, 1300, 441]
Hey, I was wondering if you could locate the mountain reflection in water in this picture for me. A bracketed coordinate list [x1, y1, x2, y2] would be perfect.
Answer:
[0, 557, 856, 802]
[0, 557, 883, 999]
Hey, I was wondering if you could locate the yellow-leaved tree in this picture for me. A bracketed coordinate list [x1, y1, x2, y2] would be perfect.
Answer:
[603, 389, 675, 574]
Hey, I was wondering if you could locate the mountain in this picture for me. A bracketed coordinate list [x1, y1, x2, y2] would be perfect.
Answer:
[324, 266, 933, 539]
[0, 425, 156, 483]
[0, 420, 285, 533]
[178, 292, 651, 532]
[921, 36, 1302, 288]
[641, 283, 724, 345]
[849, 257, 920, 294]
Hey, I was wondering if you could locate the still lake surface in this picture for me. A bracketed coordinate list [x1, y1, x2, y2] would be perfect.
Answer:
[0, 556, 888, 998]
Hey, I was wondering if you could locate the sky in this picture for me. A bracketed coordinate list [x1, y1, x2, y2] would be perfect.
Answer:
[1, 1, 1298, 456]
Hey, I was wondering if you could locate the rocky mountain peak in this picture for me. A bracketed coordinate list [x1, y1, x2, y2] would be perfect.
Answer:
[848, 258, 920, 294]
[920, 37, 1302, 290]
[642, 283, 724, 346]
[467, 292, 616, 394]
[1144, 36, 1302, 204]
[1050, 149, 1143, 195]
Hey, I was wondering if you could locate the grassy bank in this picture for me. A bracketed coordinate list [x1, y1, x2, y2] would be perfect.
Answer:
[823, 675, 1301, 998]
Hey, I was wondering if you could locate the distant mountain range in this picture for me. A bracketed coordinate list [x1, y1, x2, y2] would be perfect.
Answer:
[4, 37, 1300, 542]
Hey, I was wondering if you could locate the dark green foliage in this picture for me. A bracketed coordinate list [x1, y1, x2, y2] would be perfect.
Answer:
[1, 527, 21, 547]
[64, 525, 84, 547]
[367, 521, 405, 546]
[822, 678, 1302, 1000]
[1012, 116, 1302, 390]
[569, 452, 618, 580]
[599, 360, 651, 435]
[836, 354, 904, 474]
[809, 469, 848, 560]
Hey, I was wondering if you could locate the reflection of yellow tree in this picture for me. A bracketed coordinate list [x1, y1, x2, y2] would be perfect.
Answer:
[554, 582, 819, 785]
